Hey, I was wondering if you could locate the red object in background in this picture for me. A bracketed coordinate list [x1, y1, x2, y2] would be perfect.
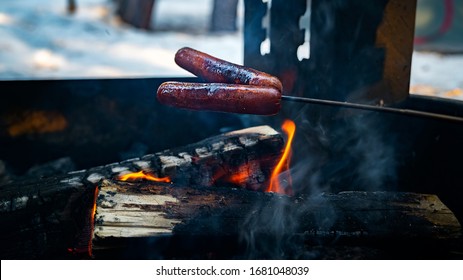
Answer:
[414, 0, 454, 45]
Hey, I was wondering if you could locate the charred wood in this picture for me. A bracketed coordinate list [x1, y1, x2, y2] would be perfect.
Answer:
[0, 173, 95, 259]
[1, 124, 461, 259]
[93, 179, 462, 259]
[0, 125, 283, 258]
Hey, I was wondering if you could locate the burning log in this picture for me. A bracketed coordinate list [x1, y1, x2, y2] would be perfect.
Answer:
[150, 125, 284, 191]
[93, 179, 462, 259]
[0, 125, 284, 258]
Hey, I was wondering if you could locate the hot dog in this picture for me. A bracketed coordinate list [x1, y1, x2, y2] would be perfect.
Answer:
[175, 47, 283, 92]
[157, 82, 281, 115]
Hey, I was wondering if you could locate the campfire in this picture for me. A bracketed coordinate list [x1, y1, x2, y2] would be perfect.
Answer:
[83, 120, 460, 259]
[1, 96, 462, 259]
[90, 122, 296, 257]
[1, 0, 463, 260]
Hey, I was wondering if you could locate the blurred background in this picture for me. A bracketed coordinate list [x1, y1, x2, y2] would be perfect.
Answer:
[0, 0, 462, 100]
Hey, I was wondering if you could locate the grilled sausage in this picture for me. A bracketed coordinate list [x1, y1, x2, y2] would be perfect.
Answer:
[157, 82, 282, 115]
[175, 47, 283, 92]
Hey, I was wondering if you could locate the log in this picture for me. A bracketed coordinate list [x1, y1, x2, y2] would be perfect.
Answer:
[0, 173, 96, 259]
[151, 125, 284, 191]
[92, 179, 462, 259]
[0, 125, 284, 258]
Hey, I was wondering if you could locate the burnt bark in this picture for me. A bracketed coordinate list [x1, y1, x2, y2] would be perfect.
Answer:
[93, 179, 462, 259]
[152, 125, 284, 191]
[0, 174, 95, 259]
[0, 125, 283, 258]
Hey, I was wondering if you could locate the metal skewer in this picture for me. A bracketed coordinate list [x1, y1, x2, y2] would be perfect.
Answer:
[281, 95, 463, 123]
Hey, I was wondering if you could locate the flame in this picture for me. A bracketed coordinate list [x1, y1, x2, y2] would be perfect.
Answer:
[67, 186, 98, 257]
[267, 119, 296, 194]
[118, 170, 171, 183]
[89, 186, 99, 257]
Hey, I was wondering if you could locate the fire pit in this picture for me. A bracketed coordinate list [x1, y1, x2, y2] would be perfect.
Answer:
[1, 0, 463, 259]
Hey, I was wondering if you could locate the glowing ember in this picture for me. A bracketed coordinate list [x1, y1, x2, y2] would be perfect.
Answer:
[267, 119, 296, 194]
[227, 172, 249, 185]
[223, 162, 253, 185]
[118, 170, 171, 183]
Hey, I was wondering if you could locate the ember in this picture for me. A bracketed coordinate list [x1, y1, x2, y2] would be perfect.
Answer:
[267, 119, 296, 194]
[227, 164, 252, 185]
[219, 161, 260, 189]
[118, 170, 171, 183]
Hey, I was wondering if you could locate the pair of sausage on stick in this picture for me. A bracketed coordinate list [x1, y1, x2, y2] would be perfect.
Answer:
[157, 47, 283, 115]
[160, 48, 463, 122]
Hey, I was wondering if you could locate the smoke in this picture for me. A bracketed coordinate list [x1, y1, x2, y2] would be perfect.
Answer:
[238, 0, 397, 259]
[348, 115, 397, 191]
[239, 194, 301, 259]
[238, 104, 398, 259]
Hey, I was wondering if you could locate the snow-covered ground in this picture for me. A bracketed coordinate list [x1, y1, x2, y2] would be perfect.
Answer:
[0, 0, 462, 100]
[410, 52, 463, 100]
[0, 0, 242, 79]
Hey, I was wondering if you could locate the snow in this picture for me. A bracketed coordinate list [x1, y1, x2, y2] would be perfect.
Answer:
[0, 0, 242, 79]
[0, 0, 462, 101]
[410, 52, 463, 100]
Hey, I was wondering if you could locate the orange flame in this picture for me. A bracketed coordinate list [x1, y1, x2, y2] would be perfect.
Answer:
[67, 186, 98, 257]
[89, 186, 99, 257]
[267, 119, 296, 194]
[118, 170, 171, 183]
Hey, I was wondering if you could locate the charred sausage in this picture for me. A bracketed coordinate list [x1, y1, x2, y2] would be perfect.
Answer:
[157, 82, 282, 115]
[175, 47, 283, 92]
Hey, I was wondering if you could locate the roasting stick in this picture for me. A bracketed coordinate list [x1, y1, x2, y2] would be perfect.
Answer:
[282, 95, 463, 123]
[158, 83, 463, 123]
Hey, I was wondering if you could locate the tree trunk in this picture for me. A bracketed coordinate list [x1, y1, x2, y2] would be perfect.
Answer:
[67, 0, 77, 15]
[116, 0, 156, 30]
[210, 0, 239, 32]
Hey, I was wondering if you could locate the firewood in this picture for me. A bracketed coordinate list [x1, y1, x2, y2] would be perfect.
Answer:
[152, 125, 284, 191]
[0, 125, 284, 258]
[1, 125, 461, 259]
[92, 179, 462, 258]
[94, 179, 462, 241]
